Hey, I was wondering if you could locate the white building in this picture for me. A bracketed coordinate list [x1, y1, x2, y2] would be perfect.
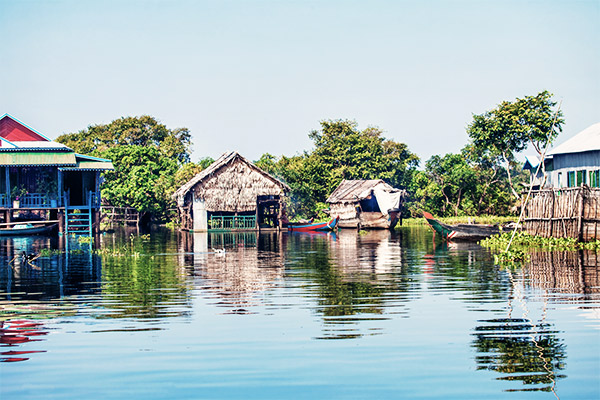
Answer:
[544, 123, 600, 188]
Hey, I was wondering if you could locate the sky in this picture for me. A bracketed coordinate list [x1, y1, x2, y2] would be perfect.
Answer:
[1, 0, 598, 165]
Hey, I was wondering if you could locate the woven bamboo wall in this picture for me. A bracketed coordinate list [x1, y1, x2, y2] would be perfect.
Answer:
[524, 187, 600, 241]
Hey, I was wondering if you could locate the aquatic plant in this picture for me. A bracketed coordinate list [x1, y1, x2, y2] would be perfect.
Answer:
[39, 248, 62, 257]
[77, 236, 93, 245]
[481, 230, 600, 266]
[481, 231, 599, 251]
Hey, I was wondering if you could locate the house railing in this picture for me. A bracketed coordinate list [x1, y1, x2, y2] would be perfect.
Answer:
[210, 215, 256, 231]
[18, 193, 58, 208]
[90, 191, 101, 208]
[6, 191, 100, 208]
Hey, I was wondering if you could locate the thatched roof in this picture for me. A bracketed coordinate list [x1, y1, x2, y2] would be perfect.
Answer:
[326, 179, 405, 204]
[173, 151, 290, 208]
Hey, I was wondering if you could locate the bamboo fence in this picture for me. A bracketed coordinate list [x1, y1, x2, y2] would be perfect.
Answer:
[524, 187, 600, 241]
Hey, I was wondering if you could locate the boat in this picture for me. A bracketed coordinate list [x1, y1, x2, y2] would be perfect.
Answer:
[287, 216, 340, 232]
[0, 222, 58, 237]
[422, 212, 499, 241]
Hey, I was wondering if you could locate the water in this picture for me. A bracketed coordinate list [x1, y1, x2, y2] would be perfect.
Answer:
[1, 226, 599, 399]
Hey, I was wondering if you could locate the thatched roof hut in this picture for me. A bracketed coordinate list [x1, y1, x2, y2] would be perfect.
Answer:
[326, 179, 407, 229]
[173, 151, 290, 231]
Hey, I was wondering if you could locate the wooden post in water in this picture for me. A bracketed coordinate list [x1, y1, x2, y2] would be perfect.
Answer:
[577, 188, 584, 242]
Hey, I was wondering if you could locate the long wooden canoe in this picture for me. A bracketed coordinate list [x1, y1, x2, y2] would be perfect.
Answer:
[287, 216, 339, 232]
[422, 212, 499, 241]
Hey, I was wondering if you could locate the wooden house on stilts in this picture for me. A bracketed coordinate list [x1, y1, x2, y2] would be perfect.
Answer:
[173, 151, 290, 232]
[326, 179, 407, 229]
[0, 114, 114, 235]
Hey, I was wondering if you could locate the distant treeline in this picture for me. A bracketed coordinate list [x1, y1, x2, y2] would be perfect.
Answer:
[56, 90, 563, 222]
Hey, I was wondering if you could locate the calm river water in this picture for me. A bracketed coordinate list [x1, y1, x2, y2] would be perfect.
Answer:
[1, 226, 599, 399]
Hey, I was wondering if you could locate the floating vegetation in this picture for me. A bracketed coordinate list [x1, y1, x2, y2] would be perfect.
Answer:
[402, 215, 515, 227]
[481, 230, 600, 266]
[481, 231, 600, 251]
[493, 249, 531, 268]
[77, 236, 93, 245]
[39, 248, 62, 257]
[93, 246, 140, 257]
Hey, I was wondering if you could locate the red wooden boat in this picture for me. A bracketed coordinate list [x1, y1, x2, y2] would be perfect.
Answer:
[287, 216, 339, 232]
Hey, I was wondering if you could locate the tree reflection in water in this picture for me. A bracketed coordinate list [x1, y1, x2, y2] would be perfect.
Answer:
[473, 317, 566, 392]
[288, 229, 411, 340]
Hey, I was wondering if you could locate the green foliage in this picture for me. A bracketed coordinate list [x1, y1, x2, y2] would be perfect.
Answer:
[56, 115, 192, 164]
[407, 149, 516, 217]
[173, 157, 214, 188]
[39, 248, 62, 257]
[100, 146, 179, 219]
[308, 120, 418, 197]
[492, 249, 531, 267]
[467, 90, 564, 198]
[56, 115, 194, 221]
[468, 90, 564, 157]
[257, 120, 418, 218]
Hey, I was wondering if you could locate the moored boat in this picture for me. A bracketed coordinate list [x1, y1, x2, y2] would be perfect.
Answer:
[287, 216, 339, 232]
[0, 222, 58, 237]
[422, 212, 499, 241]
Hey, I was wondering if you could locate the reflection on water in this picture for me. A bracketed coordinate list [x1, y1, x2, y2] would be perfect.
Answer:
[473, 318, 566, 392]
[526, 249, 600, 294]
[0, 319, 48, 362]
[180, 231, 285, 312]
[0, 227, 598, 398]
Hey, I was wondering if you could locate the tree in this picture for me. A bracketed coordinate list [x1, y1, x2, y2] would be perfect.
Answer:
[408, 147, 517, 217]
[256, 120, 419, 219]
[100, 146, 179, 219]
[173, 157, 214, 188]
[56, 115, 193, 221]
[308, 120, 418, 196]
[467, 90, 564, 198]
[56, 115, 192, 164]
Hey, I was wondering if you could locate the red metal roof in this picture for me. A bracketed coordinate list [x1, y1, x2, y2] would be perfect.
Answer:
[0, 115, 48, 142]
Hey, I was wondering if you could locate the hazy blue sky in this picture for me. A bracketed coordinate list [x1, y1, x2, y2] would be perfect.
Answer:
[1, 0, 598, 164]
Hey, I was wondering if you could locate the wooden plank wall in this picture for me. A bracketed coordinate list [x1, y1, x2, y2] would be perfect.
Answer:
[524, 187, 600, 241]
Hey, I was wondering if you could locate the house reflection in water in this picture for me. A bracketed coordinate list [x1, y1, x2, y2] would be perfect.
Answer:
[333, 229, 404, 275]
[178, 231, 285, 312]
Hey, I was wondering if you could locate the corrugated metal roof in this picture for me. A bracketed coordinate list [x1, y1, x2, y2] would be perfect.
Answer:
[0, 151, 76, 166]
[547, 122, 600, 156]
[60, 159, 114, 171]
[2, 141, 71, 150]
